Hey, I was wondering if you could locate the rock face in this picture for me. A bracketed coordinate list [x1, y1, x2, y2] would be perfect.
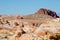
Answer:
[35, 8, 59, 18]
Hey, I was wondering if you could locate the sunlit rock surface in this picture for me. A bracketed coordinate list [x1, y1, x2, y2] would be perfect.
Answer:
[0, 8, 60, 40]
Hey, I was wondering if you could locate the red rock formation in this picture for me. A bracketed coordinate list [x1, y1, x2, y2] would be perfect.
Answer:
[15, 15, 24, 19]
[35, 8, 59, 18]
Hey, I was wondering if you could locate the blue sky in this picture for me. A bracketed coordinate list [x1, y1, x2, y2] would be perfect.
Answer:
[0, 0, 60, 15]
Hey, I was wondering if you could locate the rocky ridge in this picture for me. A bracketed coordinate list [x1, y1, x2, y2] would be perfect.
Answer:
[35, 8, 59, 18]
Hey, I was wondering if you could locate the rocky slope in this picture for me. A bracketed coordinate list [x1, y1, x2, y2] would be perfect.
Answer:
[23, 8, 59, 27]
[0, 8, 60, 40]
[24, 8, 59, 19]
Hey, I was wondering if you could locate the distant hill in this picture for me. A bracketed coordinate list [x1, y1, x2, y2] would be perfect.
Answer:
[35, 8, 59, 18]
[24, 8, 59, 19]
[24, 13, 53, 19]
